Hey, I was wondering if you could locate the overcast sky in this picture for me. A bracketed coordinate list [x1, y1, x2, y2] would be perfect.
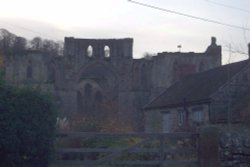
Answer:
[0, 0, 250, 64]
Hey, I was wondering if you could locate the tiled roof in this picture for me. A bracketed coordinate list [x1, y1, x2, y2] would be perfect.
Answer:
[145, 60, 249, 110]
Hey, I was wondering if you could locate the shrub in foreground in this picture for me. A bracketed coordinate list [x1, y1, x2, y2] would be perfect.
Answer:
[0, 85, 57, 167]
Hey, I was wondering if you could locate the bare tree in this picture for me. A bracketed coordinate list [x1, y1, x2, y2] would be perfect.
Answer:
[30, 37, 63, 55]
[42, 39, 61, 55]
[143, 52, 156, 60]
[13, 37, 27, 52]
[0, 29, 63, 56]
[30, 37, 43, 50]
[0, 29, 16, 53]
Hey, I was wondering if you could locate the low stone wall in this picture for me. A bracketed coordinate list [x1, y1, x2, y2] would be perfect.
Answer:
[219, 129, 250, 167]
[199, 126, 250, 167]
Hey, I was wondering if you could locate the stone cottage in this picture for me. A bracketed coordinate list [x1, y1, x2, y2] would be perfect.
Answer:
[144, 44, 250, 133]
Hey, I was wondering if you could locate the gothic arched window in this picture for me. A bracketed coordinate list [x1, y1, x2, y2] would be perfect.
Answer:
[104, 45, 110, 58]
[84, 83, 93, 113]
[77, 91, 83, 113]
[87, 45, 93, 57]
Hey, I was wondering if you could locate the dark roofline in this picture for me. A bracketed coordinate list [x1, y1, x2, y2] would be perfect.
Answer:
[144, 60, 249, 110]
[143, 85, 174, 110]
[157, 52, 204, 56]
[65, 37, 133, 41]
[145, 98, 211, 110]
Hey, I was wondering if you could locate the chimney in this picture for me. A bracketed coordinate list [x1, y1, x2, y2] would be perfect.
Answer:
[211, 36, 216, 46]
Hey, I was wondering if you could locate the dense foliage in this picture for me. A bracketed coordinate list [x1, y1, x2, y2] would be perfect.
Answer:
[0, 80, 57, 167]
[0, 28, 63, 56]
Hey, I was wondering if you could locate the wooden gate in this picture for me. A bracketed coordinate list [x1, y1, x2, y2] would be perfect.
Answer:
[55, 132, 199, 167]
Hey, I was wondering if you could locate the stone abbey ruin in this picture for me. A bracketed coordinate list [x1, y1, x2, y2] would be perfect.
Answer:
[4, 36, 221, 131]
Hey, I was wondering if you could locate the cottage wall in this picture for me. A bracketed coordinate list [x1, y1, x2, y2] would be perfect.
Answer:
[145, 104, 210, 133]
[210, 64, 250, 123]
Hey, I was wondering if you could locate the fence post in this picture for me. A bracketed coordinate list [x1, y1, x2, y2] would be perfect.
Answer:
[159, 134, 165, 167]
[199, 127, 220, 167]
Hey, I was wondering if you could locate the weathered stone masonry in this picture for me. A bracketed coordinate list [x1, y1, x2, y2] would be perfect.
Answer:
[4, 36, 221, 131]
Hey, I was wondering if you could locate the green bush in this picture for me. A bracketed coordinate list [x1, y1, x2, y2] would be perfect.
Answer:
[0, 84, 57, 167]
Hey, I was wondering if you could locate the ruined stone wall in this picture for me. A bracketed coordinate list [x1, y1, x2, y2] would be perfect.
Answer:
[4, 37, 222, 131]
[63, 37, 133, 69]
[59, 38, 134, 123]
[145, 104, 210, 133]
[150, 51, 221, 97]
[4, 52, 57, 92]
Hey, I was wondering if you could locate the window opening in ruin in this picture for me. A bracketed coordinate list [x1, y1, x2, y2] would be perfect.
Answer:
[104, 45, 110, 58]
[84, 83, 93, 112]
[77, 91, 83, 113]
[27, 64, 33, 79]
[48, 68, 56, 82]
[87, 45, 93, 57]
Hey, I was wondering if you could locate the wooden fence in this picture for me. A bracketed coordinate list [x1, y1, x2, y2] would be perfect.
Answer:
[55, 131, 199, 167]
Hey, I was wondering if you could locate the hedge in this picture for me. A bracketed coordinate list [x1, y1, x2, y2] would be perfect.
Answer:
[0, 83, 57, 167]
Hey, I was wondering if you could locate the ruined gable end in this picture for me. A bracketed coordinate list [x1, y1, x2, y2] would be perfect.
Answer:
[63, 37, 133, 63]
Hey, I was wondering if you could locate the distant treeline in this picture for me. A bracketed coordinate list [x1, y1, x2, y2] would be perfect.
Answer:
[0, 28, 63, 56]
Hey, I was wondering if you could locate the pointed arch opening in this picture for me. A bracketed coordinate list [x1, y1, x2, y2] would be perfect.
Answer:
[77, 91, 83, 113]
[87, 45, 93, 57]
[104, 45, 110, 58]
[83, 83, 93, 113]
